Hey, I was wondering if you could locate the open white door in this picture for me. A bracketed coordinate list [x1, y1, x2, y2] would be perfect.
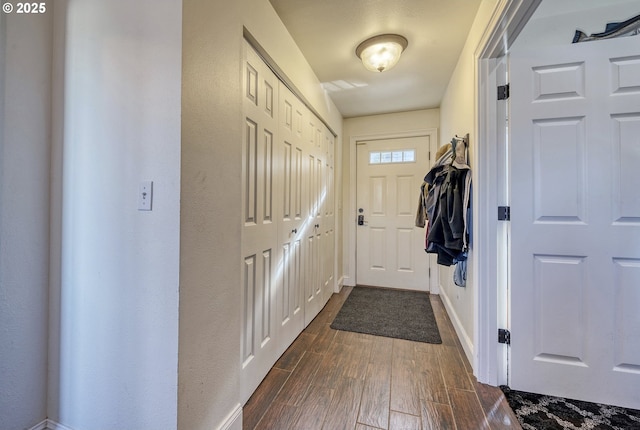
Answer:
[356, 134, 435, 291]
[510, 36, 640, 409]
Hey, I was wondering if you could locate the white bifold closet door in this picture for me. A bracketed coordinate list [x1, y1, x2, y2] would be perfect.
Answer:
[304, 114, 334, 325]
[240, 42, 280, 403]
[322, 123, 335, 305]
[241, 40, 335, 403]
[277, 84, 306, 350]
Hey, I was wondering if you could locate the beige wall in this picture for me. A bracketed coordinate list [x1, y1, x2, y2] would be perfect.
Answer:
[180, 1, 341, 428]
[341, 109, 440, 285]
[438, 0, 499, 363]
[0, 7, 52, 430]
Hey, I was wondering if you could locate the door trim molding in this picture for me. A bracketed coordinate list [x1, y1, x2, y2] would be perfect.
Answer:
[346, 128, 438, 290]
[474, 0, 542, 386]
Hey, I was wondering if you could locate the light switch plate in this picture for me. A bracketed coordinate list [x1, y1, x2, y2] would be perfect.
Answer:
[138, 181, 153, 211]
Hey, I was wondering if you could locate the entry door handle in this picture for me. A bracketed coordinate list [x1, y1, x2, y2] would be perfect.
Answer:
[358, 208, 367, 226]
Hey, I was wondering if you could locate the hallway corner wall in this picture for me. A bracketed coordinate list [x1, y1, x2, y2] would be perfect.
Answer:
[0, 7, 52, 430]
[438, 0, 500, 368]
[54, 1, 182, 428]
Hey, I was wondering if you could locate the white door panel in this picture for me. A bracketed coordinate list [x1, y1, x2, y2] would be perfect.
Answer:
[510, 36, 640, 409]
[240, 43, 280, 402]
[277, 84, 306, 350]
[322, 127, 336, 303]
[356, 136, 434, 290]
[241, 41, 335, 403]
[304, 120, 325, 324]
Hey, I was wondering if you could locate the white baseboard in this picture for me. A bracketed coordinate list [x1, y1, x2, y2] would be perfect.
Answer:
[29, 420, 48, 430]
[29, 419, 74, 430]
[51, 421, 75, 430]
[217, 404, 242, 430]
[33, 411, 240, 430]
[342, 275, 355, 287]
[33, 409, 242, 430]
[439, 290, 475, 367]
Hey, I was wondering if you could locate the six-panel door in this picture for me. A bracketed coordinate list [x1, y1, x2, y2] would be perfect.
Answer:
[241, 42, 336, 403]
[510, 36, 640, 409]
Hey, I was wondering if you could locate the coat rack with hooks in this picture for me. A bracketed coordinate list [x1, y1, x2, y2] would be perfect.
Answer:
[416, 132, 472, 287]
[453, 133, 469, 146]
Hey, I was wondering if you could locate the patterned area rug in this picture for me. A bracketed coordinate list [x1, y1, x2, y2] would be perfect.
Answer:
[330, 286, 441, 343]
[500, 386, 640, 430]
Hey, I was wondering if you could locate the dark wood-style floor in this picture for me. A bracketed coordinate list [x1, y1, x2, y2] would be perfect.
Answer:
[243, 286, 521, 429]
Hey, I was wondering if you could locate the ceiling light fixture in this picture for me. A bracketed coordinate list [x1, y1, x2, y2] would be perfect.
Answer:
[355, 34, 408, 73]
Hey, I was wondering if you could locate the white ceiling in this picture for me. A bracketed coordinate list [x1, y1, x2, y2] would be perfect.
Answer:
[269, 0, 483, 118]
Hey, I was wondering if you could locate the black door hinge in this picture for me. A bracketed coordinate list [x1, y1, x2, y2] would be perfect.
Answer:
[498, 206, 510, 221]
[498, 329, 511, 345]
[498, 84, 510, 100]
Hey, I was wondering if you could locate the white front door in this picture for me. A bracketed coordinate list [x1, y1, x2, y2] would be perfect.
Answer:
[356, 134, 434, 290]
[510, 36, 640, 409]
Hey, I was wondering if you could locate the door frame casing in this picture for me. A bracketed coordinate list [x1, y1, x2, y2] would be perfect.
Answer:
[474, 0, 541, 385]
[345, 128, 438, 292]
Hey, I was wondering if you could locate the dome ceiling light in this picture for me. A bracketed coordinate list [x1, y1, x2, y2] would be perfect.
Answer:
[355, 34, 409, 73]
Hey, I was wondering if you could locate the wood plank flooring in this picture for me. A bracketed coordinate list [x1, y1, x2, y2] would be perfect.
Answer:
[243, 286, 521, 430]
